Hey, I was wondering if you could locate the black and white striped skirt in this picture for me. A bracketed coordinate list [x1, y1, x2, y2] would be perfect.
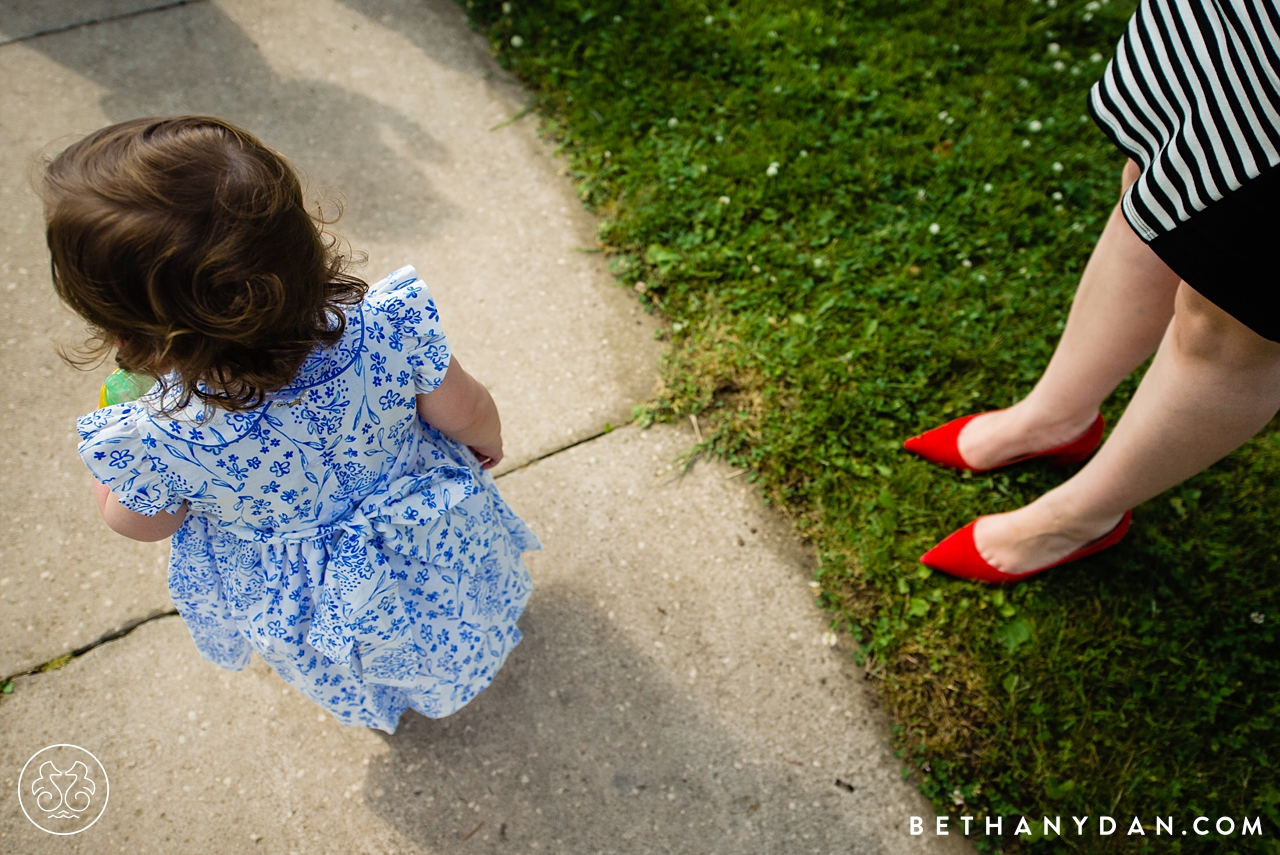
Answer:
[1088, 0, 1280, 341]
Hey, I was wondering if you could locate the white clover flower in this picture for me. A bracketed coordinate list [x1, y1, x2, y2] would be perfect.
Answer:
[502, 1, 513, 12]
[962, 258, 972, 268]
[773, 85, 782, 93]
[614, 15, 622, 23]
[1022, 139, 1032, 147]
[984, 183, 994, 192]
[938, 110, 949, 121]
[718, 196, 731, 205]
[799, 150, 808, 157]
[1018, 77, 1030, 89]
[668, 117, 679, 128]
[814, 257, 825, 267]
[1053, 60, 1066, 71]
[1052, 191, 1063, 200]
[1053, 161, 1064, 172]
[1086, 0, 1101, 8]
[1253, 611, 1266, 625]
[1091, 52, 1104, 62]
[977, 273, 987, 282]
[705, 15, 715, 24]
[952, 790, 966, 806]
[766, 161, 780, 177]
[1047, 0, 1057, 7]
[510, 35, 524, 47]
[1029, 119, 1043, 132]
[1048, 42, 1061, 55]
[768, 30, 778, 38]
[822, 631, 838, 647]
[715, 133, 725, 143]
[1083, 12, 1094, 20]
[917, 189, 927, 200]
[928, 222, 941, 235]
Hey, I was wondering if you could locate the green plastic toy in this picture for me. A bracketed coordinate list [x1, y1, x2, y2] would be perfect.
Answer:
[98, 369, 155, 408]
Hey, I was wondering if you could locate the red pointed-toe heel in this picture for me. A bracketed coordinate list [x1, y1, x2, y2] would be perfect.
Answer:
[903, 412, 1105, 474]
[919, 510, 1132, 584]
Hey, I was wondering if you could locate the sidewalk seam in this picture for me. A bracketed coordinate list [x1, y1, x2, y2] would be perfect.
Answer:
[2, 607, 179, 684]
[494, 426, 615, 478]
[0, 0, 203, 49]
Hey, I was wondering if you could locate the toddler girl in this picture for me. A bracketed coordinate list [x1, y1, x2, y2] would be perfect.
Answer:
[45, 116, 539, 733]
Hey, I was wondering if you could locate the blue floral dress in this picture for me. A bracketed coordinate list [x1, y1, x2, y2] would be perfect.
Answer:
[76, 267, 538, 732]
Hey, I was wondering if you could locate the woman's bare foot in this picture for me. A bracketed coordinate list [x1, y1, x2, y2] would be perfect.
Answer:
[972, 501, 1125, 574]
[956, 404, 1100, 471]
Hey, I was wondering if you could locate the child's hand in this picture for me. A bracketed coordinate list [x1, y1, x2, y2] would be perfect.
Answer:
[469, 442, 503, 470]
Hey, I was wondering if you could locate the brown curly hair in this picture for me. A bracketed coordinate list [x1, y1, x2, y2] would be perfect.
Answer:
[42, 116, 368, 412]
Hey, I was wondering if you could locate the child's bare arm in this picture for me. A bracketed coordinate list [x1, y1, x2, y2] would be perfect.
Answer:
[415, 357, 503, 469]
[92, 478, 188, 541]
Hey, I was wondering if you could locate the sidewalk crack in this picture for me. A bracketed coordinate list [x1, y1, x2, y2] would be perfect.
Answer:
[2, 608, 179, 686]
[0, 0, 203, 49]
[494, 427, 615, 478]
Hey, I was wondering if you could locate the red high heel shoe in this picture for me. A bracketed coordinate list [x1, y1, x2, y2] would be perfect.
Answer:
[920, 510, 1132, 584]
[903, 412, 1105, 473]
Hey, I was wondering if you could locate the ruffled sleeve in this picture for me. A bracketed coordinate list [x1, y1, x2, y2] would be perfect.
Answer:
[365, 265, 452, 394]
[77, 403, 184, 517]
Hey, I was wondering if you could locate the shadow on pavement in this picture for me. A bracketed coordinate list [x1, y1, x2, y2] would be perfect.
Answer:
[333, 0, 507, 82]
[360, 582, 863, 854]
[20, 0, 456, 241]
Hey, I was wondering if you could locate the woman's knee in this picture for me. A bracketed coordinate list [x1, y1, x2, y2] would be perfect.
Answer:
[1121, 159, 1140, 195]
[1171, 283, 1280, 369]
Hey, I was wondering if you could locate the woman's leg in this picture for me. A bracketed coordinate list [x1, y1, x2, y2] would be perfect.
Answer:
[973, 282, 1280, 573]
[957, 161, 1183, 470]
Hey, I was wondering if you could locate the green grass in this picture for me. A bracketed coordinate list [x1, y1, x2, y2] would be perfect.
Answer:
[461, 0, 1280, 850]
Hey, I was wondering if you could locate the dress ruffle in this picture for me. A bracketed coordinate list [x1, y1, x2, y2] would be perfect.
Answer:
[77, 404, 185, 517]
[168, 437, 535, 729]
[307, 465, 480, 681]
[366, 265, 452, 395]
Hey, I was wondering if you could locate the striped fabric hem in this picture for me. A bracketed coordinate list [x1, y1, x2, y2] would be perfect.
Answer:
[1088, 0, 1280, 241]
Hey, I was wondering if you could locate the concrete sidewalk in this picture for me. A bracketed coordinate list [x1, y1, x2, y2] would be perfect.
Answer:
[0, 2, 970, 853]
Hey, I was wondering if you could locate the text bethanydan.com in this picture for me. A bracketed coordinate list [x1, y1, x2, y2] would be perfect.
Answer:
[910, 815, 1263, 838]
